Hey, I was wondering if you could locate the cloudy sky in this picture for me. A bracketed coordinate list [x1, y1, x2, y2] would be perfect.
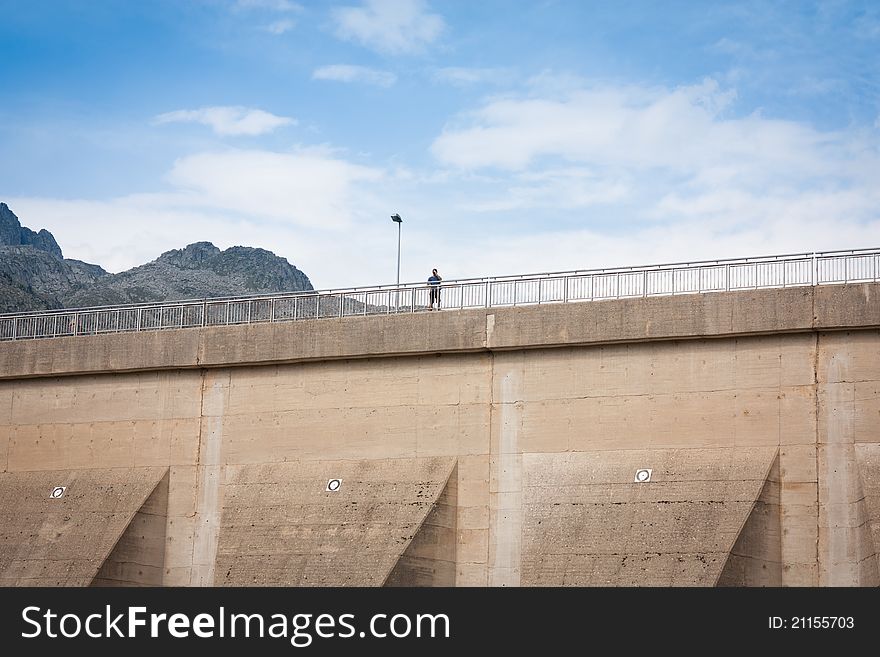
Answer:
[1, 0, 879, 290]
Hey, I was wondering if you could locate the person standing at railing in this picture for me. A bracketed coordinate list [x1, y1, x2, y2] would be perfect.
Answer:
[428, 268, 442, 310]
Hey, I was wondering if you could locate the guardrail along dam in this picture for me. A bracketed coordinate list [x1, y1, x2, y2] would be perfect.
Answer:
[1, 251, 878, 586]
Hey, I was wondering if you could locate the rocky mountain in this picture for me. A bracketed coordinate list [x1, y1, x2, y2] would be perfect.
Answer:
[0, 246, 109, 312]
[0, 202, 63, 258]
[66, 242, 313, 307]
[0, 203, 314, 313]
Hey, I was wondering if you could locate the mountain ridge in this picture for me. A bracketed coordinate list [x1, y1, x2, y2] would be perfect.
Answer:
[0, 203, 314, 313]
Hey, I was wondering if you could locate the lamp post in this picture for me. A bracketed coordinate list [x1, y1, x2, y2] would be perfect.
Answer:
[391, 213, 402, 309]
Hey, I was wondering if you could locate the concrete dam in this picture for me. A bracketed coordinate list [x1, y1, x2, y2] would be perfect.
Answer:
[0, 252, 878, 587]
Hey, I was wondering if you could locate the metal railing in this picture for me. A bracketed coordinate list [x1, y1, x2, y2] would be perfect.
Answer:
[1, 248, 878, 342]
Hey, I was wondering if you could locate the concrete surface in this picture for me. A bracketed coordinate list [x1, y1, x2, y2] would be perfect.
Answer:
[0, 284, 878, 587]
[386, 464, 458, 586]
[214, 457, 455, 586]
[92, 471, 169, 586]
[717, 455, 782, 586]
[2, 283, 877, 381]
[0, 467, 166, 586]
[854, 444, 880, 584]
[817, 331, 880, 585]
[519, 448, 777, 586]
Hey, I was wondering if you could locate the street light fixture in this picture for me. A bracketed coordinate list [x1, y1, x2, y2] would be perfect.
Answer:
[391, 214, 402, 308]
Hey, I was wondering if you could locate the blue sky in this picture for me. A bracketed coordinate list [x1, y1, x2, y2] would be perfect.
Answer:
[1, 0, 879, 289]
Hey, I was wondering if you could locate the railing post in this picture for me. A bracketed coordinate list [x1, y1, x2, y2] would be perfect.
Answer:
[339, 294, 344, 318]
[247, 300, 252, 324]
[316, 295, 321, 318]
[225, 301, 230, 326]
[485, 280, 490, 308]
[563, 276, 569, 303]
[52, 314, 58, 338]
[202, 300, 207, 327]
[642, 270, 647, 297]
[270, 298, 276, 322]
[75, 312, 80, 335]
[294, 296, 299, 321]
[11, 318, 17, 341]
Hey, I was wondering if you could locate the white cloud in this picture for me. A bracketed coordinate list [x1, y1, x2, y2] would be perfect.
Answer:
[6, 147, 388, 288]
[466, 168, 629, 212]
[433, 67, 512, 86]
[331, 0, 444, 54]
[12, 186, 880, 294]
[235, 0, 302, 12]
[153, 106, 296, 136]
[432, 214, 880, 285]
[431, 78, 838, 183]
[165, 148, 383, 226]
[424, 75, 879, 270]
[312, 64, 397, 87]
[264, 19, 295, 34]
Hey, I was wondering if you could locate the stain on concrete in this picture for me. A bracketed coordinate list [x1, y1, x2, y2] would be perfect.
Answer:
[214, 456, 455, 586]
[0, 467, 166, 586]
[520, 447, 776, 586]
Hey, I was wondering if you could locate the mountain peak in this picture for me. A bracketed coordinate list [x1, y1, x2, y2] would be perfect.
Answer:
[157, 242, 222, 268]
[0, 202, 63, 259]
[0, 203, 24, 246]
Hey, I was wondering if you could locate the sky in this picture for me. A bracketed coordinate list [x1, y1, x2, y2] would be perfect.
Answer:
[1, 0, 879, 290]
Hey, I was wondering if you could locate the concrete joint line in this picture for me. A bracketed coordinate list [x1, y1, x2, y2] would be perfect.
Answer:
[812, 332, 822, 584]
